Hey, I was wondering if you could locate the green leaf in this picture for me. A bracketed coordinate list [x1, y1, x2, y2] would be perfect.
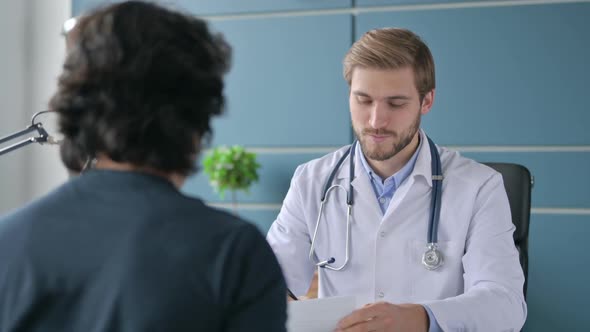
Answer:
[201, 145, 261, 200]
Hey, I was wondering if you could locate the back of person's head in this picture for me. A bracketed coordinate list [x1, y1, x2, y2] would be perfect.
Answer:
[343, 27, 435, 101]
[50, 0, 231, 175]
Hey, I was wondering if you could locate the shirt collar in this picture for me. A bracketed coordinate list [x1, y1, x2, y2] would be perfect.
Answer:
[357, 131, 423, 188]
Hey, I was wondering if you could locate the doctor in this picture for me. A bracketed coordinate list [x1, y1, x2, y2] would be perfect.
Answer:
[267, 28, 526, 331]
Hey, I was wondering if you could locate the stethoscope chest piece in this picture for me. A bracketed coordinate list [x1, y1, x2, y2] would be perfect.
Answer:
[422, 243, 444, 270]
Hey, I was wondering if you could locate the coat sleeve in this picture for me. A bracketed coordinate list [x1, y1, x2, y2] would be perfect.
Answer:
[266, 165, 317, 296]
[421, 172, 527, 331]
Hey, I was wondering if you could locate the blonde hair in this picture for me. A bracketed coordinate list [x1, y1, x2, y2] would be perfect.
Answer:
[343, 28, 435, 100]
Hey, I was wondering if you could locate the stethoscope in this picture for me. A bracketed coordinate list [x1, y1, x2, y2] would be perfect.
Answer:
[308, 136, 444, 271]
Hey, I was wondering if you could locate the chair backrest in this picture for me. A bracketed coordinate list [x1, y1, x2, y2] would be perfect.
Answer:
[483, 162, 532, 297]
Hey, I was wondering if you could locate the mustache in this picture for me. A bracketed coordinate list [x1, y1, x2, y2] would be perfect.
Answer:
[361, 129, 396, 136]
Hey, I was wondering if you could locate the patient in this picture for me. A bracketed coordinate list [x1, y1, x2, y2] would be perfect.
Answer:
[0, 1, 286, 331]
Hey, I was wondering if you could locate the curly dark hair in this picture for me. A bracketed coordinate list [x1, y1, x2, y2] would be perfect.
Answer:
[49, 1, 231, 175]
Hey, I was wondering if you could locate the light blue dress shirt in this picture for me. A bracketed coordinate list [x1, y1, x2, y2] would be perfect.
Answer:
[357, 138, 443, 332]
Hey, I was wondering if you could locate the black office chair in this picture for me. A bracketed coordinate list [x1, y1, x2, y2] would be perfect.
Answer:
[483, 162, 532, 298]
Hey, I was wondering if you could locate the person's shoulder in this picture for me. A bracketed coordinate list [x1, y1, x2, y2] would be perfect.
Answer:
[0, 180, 79, 257]
[0, 180, 76, 232]
[439, 146, 499, 185]
[293, 145, 351, 181]
[0, 209, 28, 249]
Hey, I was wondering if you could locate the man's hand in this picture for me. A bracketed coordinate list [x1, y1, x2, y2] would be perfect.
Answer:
[334, 302, 428, 332]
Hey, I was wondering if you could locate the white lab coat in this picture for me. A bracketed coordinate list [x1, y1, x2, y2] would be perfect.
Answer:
[267, 130, 527, 331]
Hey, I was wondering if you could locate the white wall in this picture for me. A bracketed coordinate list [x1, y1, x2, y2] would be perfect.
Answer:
[25, 0, 70, 201]
[0, 0, 28, 214]
[0, 0, 70, 214]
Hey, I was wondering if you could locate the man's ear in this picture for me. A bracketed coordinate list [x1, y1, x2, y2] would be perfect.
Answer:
[420, 89, 435, 115]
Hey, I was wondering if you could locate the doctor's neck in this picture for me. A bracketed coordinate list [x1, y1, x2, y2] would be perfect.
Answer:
[365, 132, 420, 180]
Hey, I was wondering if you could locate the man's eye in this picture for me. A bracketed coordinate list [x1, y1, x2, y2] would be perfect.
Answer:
[389, 103, 406, 108]
[357, 98, 371, 105]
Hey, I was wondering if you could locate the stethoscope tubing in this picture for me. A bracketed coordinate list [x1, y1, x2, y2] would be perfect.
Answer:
[427, 137, 443, 245]
[309, 136, 443, 271]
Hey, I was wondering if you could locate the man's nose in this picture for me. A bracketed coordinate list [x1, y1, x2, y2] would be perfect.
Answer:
[369, 102, 389, 129]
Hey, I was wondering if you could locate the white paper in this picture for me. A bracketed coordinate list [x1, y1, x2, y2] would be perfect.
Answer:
[287, 296, 356, 332]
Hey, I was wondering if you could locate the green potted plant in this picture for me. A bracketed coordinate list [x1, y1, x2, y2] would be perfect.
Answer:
[202, 145, 261, 212]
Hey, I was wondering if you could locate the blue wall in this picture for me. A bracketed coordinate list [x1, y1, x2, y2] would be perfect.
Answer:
[73, 1, 590, 330]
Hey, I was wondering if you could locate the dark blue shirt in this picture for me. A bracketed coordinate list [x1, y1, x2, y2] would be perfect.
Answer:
[0, 170, 286, 332]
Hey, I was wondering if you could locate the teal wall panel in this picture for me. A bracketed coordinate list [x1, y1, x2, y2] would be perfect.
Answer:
[357, 0, 495, 6]
[524, 214, 590, 331]
[209, 15, 352, 146]
[356, 3, 590, 145]
[73, 0, 352, 16]
[178, 0, 352, 16]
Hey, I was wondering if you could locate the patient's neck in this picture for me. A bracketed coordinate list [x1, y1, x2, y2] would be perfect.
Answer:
[93, 155, 185, 189]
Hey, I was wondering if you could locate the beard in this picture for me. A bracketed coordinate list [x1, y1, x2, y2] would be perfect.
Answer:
[354, 113, 421, 162]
